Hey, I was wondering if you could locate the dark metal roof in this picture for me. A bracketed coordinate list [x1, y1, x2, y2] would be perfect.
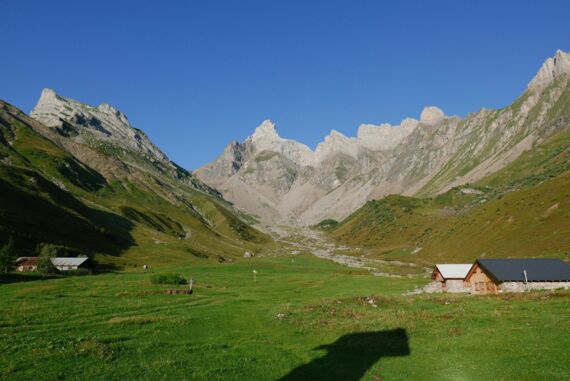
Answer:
[477, 259, 570, 282]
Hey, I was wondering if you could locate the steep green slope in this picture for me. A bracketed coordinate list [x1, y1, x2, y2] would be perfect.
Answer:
[0, 165, 134, 257]
[327, 129, 570, 264]
[479, 129, 570, 190]
[0, 100, 271, 267]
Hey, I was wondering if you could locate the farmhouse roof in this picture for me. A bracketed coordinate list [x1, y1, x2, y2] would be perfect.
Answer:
[435, 264, 472, 279]
[51, 257, 89, 266]
[15, 257, 38, 266]
[476, 259, 570, 282]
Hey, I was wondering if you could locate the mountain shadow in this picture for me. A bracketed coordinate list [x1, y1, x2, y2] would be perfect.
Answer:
[0, 169, 135, 258]
[278, 329, 409, 381]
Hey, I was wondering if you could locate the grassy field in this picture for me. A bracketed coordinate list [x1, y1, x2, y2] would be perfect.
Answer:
[1, 255, 569, 381]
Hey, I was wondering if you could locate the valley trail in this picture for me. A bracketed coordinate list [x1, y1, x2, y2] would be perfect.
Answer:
[262, 224, 426, 278]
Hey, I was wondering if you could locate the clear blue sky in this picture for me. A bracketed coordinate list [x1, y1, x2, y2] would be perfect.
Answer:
[2, 0, 569, 169]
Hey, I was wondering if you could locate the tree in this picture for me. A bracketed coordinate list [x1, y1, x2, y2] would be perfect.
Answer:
[36, 243, 58, 275]
[0, 237, 16, 273]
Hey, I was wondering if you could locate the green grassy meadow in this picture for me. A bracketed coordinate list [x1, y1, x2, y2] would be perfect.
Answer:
[1, 255, 569, 381]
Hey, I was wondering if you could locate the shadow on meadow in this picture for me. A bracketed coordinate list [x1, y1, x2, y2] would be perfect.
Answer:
[0, 272, 59, 284]
[0, 174, 136, 258]
[279, 328, 409, 381]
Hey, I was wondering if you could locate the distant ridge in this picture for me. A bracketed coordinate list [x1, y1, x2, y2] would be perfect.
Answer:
[197, 50, 570, 224]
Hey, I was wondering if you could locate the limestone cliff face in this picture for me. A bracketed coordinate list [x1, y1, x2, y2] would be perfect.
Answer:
[528, 50, 570, 91]
[357, 118, 418, 151]
[31, 88, 182, 176]
[195, 106, 451, 222]
[199, 50, 570, 224]
[30, 88, 219, 196]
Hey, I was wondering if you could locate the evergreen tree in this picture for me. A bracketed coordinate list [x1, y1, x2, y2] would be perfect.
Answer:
[0, 237, 16, 273]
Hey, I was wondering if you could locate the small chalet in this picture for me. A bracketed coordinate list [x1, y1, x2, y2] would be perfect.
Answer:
[432, 264, 472, 292]
[15, 257, 38, 272]
[14, 257, 91, 272]
[465, 258, 570, 294]
[51, 257, 91, 271]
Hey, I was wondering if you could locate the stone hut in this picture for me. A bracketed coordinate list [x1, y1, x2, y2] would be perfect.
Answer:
[464, 258, 570, 294]
[431, 264, 472, 293]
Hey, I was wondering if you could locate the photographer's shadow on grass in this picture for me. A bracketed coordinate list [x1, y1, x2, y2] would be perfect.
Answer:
[278, 328, 409, 381]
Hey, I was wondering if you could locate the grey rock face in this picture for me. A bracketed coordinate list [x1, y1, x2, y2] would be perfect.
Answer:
[31, 88, 177, 175]
[197, 50, 570, 224]
[357, 117, 418, 151]
[29, 88, 223, 197]
[528, 50, 570, 91]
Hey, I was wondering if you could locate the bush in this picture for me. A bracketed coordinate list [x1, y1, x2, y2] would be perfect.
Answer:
[150, 273, 187, 285]
[36, 244, 58, 276]
[37, 254, 57, 276]
[315, 219, 339, 231]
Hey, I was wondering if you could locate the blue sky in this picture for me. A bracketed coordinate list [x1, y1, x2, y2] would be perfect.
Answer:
[2, 1, 570, 169]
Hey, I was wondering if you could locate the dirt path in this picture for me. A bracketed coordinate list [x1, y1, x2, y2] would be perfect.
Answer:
[263, 224, 421, 277]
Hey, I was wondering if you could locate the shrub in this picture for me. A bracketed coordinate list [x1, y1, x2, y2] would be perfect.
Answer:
[36, 254, 57, 275]
[150, 273, 187, 285]
[36, 244, 59, 276]
[315, 219, 339, 231]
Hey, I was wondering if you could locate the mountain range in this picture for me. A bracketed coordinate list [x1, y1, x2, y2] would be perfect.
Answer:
[196, 50, 570, 224]
[1, 49, 569, 266]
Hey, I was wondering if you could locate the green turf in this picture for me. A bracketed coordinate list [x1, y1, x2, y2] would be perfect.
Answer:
[1, 255, 568, 381]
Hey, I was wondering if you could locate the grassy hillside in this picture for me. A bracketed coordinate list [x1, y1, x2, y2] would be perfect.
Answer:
[0, 256, 568, 380]
[327, 130, 570, 264]
[0, 100, 271, 267]
[479, 128, 570, 190]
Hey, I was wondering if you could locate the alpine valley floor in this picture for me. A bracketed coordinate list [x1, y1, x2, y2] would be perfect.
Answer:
[1, 253, 569, 381]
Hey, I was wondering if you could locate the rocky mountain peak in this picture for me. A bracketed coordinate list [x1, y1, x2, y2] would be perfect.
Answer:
[357, 117, 419, 151]
[251, 119, 281, 143]
[326, 129, 350, 141]
[258, 119, 277, 131]
[420, 106, 445, 125]
[528, 49, 570, 91]
[38, 87, 58, 101]
[244, 120, 314, 166]
[31, 88, 67, 127]
[315, 129, 358, 161]
[30, 88, 172, 169]
[32, 88, 132, 133]
[400, 117, 420, 129]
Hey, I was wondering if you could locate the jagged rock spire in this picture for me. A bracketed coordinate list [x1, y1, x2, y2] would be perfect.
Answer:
[528, 49, 570, 91]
